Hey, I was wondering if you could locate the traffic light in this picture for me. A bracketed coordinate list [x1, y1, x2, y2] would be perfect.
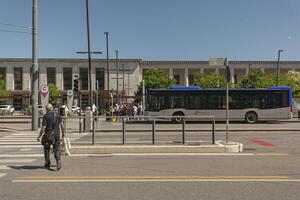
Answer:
[73, 79, 79, 92]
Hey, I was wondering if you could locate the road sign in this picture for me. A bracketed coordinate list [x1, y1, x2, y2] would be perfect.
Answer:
[40, 85, 49, 114]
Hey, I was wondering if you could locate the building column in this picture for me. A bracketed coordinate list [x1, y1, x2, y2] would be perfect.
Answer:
[92, 66, 96, 91]
[169, 67, 174, 79]
[23, 66, 31, 90]
[6, 66, 13, 90]
[56, 66, 63, 91]
[231, 68, 235, 84]
[245, 68, 249, 75]
[184, 67, 189, 86]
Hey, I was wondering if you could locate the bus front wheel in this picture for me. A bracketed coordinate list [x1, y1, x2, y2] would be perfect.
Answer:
[245, 112, 258, 124]
[172, 112, 184, 123]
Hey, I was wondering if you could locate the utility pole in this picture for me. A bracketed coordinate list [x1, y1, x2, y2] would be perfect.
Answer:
[104, 32, 110, 91]
[115, 50, 119, 103]
[85, 0, 92, 107]
[276, 50, 284, 86]
[31, 0, 39, 131]
[122, 64, 125, 103]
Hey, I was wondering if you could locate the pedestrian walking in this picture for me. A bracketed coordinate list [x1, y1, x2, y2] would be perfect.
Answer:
[37, 103, 65, 171]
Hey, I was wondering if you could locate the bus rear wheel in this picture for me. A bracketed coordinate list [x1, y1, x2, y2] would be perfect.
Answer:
[245, 112, 258, 124]
[172, 112, 184, 123]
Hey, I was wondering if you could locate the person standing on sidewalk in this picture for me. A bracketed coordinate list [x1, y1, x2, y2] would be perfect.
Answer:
[37, 103, 65, 171]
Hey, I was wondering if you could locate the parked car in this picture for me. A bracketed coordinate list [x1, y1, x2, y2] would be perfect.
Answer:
[0, 105, 15, 115]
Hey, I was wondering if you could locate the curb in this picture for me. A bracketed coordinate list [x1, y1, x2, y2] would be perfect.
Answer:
[69, 141, 243, 154]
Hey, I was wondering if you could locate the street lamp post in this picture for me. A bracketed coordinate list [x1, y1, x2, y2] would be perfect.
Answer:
[84, 0, 93, 107]
[122, 64, 125, 103]
[31, 0, 39, 131]
[104, 32, 110, 91]
[276, 49, 284, 86]
[115, 50, 119, 103]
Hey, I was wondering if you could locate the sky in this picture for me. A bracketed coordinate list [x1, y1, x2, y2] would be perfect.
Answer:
[0, 0, 299, 61]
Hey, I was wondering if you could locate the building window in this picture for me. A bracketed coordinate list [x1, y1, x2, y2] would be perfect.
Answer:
[174, 75, 180, 85]
[0, 68, 6, 89]
[47, 68, 56, 85]
[188, 74, 195, 85]
[79, 68, 88, 90]
[96, 68, 105, 90]
[63, 68, 72, 90]
[14, 68, 23, 90]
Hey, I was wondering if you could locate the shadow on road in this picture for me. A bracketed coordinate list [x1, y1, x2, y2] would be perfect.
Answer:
[8, 165, 54, 171]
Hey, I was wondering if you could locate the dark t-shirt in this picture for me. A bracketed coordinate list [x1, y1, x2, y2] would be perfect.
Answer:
[42, 111, 62, 135]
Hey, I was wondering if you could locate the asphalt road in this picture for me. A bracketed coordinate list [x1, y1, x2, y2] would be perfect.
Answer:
[0, 120, 300, 200]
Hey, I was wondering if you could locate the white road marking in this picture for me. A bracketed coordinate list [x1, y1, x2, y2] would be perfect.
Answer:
[0, 154, 43, 158]
[19, 149, 32, 151]
[0, 159, 36, 163]
[0, 142, 40, 145]
[0, 145, 42, 148]
[0, 173, 7, 178]
[12, 179, 300, 183]
[0, 165, 21, 170]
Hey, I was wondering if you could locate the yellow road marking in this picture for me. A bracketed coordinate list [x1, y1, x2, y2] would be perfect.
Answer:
[19, 175, 289, 180]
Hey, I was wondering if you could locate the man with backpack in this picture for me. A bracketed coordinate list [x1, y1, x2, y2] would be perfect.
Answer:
[37, 103, 65, 171]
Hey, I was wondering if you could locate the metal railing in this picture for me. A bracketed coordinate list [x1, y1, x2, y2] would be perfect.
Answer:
[71, 115, 216, 145]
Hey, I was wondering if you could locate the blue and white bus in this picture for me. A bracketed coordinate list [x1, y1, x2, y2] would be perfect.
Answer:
[145, 86, 294, 123]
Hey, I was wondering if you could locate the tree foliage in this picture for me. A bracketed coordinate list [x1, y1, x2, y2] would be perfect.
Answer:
[239, 69, 274, 88]
[143, 69, 176, 89]
[0, 75, 11, 97]
[193, 72, 226, 88]
[134, 69, 175, 103]
[48, 83, 60, 105]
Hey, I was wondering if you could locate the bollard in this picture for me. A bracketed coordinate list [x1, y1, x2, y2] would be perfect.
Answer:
[92, 116, 95, 145]
[122, 118, 126, 144]
[212, 118, 215, 144]
[79, 115, 82, 133]
[182, 119, 185, 144]
[152, 120, 156, 144]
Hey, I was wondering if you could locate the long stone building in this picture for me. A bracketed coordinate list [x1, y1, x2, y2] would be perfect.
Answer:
[0, 58, 299, 109]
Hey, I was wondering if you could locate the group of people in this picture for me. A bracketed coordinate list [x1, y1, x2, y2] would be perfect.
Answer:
[107, 103, 144, 120]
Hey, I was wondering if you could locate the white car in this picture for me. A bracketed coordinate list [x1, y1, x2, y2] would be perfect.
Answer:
[0, 105, 15, 115]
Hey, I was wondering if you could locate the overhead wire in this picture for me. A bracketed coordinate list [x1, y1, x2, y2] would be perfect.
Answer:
[0, 22, 31, 34]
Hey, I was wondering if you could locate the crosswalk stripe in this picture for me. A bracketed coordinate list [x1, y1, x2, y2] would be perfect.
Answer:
[0, 159, 36, 163]
[0, 154, 43, 158]
[0, 173, 7, 178]
[0, 142, 40, 145]
[0, 165, 21, 170]
[0, 145, 42, 148]
[0, 139, 78, 142]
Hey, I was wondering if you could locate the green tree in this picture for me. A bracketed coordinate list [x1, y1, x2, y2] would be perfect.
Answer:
[0, 75, 11, 97]
[134, 82, 143, 103]
[269, 70, 300, 95]
[239, 69, 274, 88]
[134, 69, 175, 103]
[193, 72, 226, 88]
[48, 83, 60, 105]
[286, 70, 300, 95]
[144, 69, 176, 89]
